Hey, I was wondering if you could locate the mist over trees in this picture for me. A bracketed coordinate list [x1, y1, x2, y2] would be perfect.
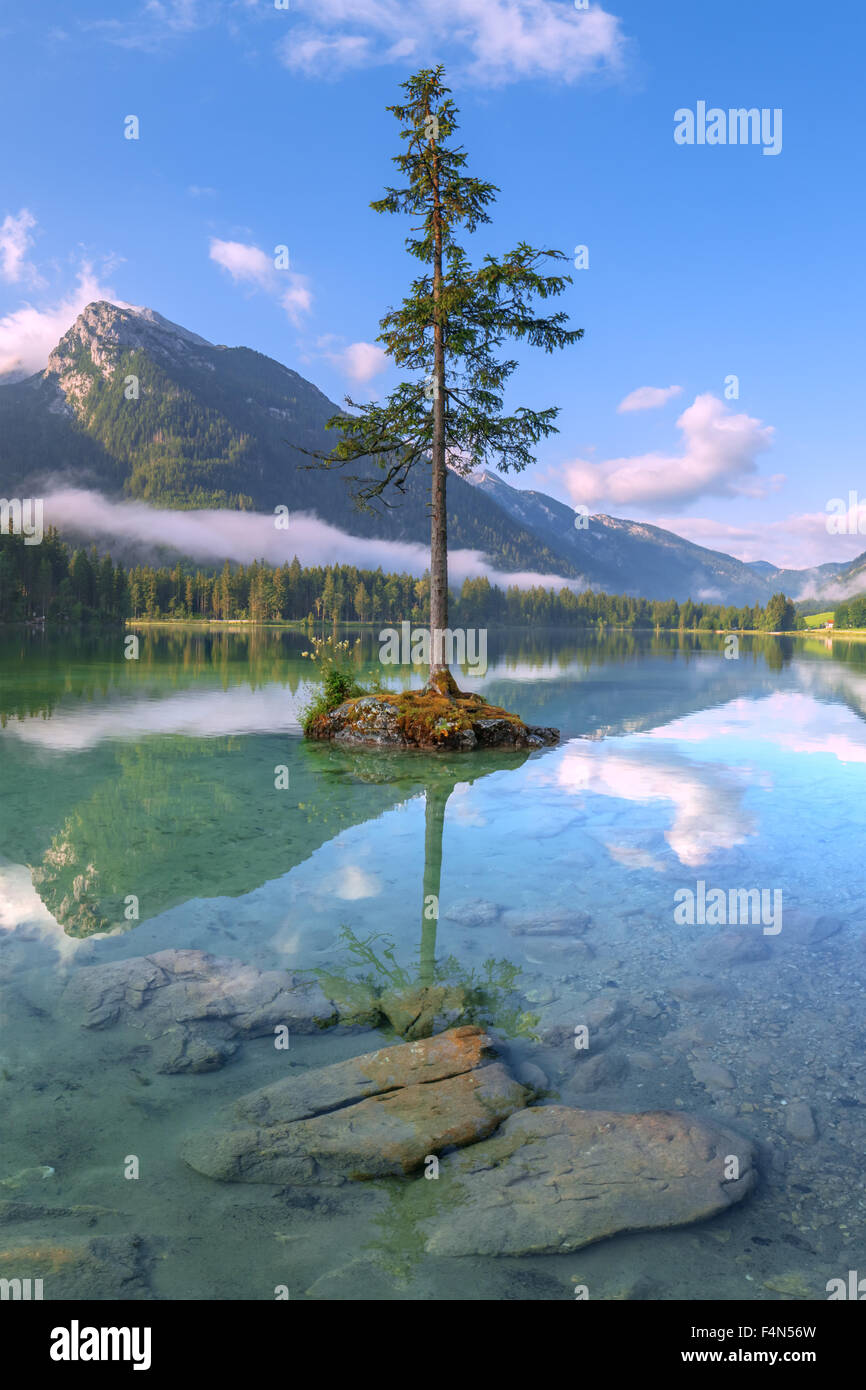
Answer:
[1, 529, 804, 632]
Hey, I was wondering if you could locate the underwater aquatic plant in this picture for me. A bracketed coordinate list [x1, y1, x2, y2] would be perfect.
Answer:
[316, 924, 540, 1041]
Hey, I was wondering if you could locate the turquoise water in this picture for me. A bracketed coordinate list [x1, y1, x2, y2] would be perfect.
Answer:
[1, 627, 864, 1299]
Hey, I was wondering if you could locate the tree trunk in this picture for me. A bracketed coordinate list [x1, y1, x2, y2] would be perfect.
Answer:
[428, 97, 450, 689]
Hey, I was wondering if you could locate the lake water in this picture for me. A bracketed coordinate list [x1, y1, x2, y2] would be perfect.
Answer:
[1, 626, 864, 1301]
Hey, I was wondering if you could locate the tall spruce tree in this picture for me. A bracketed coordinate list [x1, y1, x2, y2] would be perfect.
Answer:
[311, 66, 582, 689]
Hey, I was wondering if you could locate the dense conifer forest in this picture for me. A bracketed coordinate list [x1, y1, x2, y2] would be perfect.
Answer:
[0, 529, 811, 631]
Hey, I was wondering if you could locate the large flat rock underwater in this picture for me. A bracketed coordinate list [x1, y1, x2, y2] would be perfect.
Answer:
[179, 1024, 756, 1254]
[419, 1104, 756, 1257]
[180, 1026, 529, 1182]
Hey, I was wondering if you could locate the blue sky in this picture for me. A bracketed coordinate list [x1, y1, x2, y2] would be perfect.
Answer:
[1, 0, 863, 567]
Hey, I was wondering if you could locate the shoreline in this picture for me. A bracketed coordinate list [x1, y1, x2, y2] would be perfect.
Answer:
[123, 620, 866, 640]
[6, 617, 866, 641]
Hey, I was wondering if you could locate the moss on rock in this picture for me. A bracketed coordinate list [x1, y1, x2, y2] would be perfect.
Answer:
[305, 687, 558, 751]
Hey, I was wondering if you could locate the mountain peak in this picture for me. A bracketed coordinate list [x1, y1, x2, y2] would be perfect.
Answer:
[115, 301, 214, 347]
[52, 300, 213, 359]
[44, 301, 216, 407]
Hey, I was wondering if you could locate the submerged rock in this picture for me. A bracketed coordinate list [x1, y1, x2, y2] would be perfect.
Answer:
[310, 975, 382, 1030]
[668, 975, 730, 1003]
[421, 1105, 756, 1256]
[504, 905, 592, 937]
[785, 1101, 817, 1143]
[236, 1024, 495, 1126]
[184, 1063, 526, 1184]
[181, 1025, 529, 1183]
[567, 1049, 629, 1094]
[515, 1061, 550, 1094]
[0, 1201, 119, 1227]
[0, 1234, 154, 1299]
[378, 983, 468, 1039]
[0, 1165, 55, 1192]
[443, 897, 502, 929]
[786, 914, 844, 948]
[62, 948, 344, 1073]
[581, 994, 630, 1040]
[696, 930, 771, 966]
[305, 1257, 409, 1301]
[689, 1056, 737, 1091]
[762, 1272, 812, 1299]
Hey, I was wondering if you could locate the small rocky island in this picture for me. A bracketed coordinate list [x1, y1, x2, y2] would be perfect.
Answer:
[305, 673, 559, 752]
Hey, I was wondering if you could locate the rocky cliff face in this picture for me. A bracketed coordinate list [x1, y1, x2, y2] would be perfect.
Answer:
[45, 302, 215, 412]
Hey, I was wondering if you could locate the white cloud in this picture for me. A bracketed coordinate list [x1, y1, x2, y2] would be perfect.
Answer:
[279, 0, 625, 85]
[143, 0, 201, 31]
[209, 237, 274, 290]
[0, 209, 44, 286]
[322, 339, 389, 383]
[0, 265, 125, 380]
[561, 393, 777, 509]
[279, 276, 313, 326]
[83, 0, 213, 52]
[652, 516, 765, 550]
[209, 237, 312, 325]
[107, 0, 205, 44]
[617, 384, 682, 413]
[187, 184, 216, 197]
[40, 489, 578, 592]
[286, 32, 373, 74]
[86, 0, 626, 82]
[654, 510, 866, 575]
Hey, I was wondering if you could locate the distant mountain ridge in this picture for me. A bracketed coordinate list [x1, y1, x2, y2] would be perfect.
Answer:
[0, 300, 861, 606]
[466, 470, 866, 607]
[466, 470, 776, 606]
[0, 301, 572, 576]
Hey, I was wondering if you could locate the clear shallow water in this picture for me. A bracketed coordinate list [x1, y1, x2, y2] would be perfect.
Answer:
[1, 627, 864, 1300]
